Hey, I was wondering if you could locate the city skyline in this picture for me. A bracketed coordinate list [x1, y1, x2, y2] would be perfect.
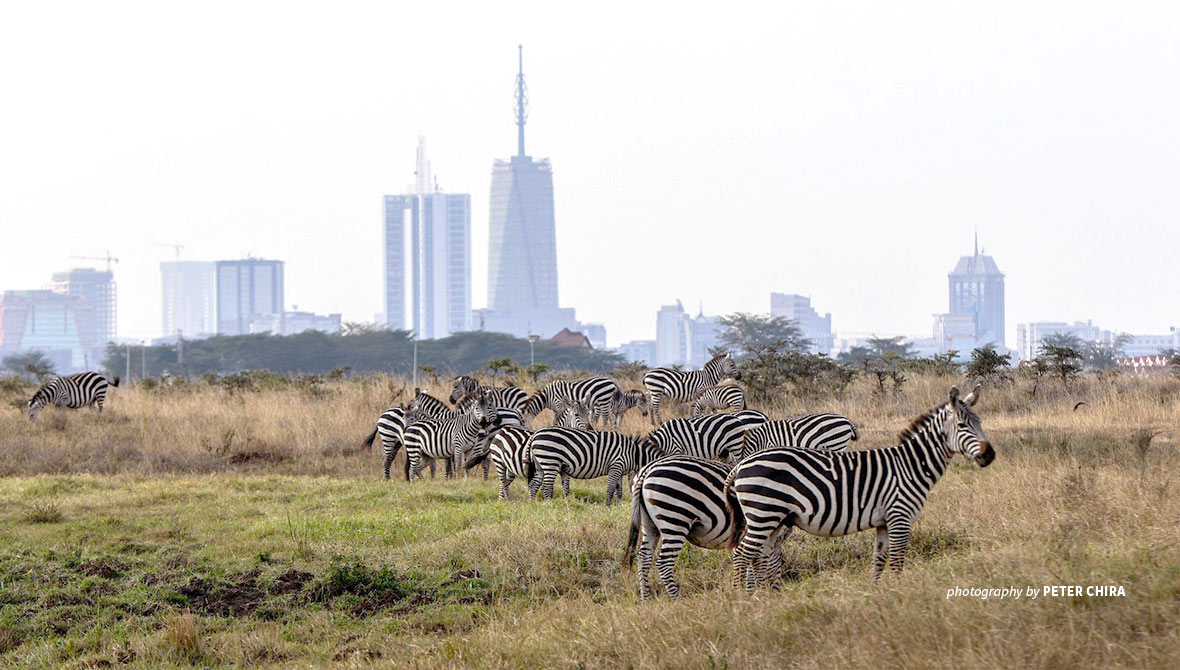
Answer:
[2, 4, 1179, 347]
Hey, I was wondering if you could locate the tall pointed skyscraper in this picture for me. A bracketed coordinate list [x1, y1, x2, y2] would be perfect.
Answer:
[478, 46, 577, 339]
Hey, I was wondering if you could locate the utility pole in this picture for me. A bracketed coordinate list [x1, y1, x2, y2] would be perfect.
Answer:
[411, 336, 418, 388]
[141, 341, 146, 379]
[176, 330, 184, 375]
[125, 343, 131, 384]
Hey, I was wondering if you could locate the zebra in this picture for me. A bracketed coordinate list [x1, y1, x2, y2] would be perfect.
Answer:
[645, 411, 766, 463]
[741, 411, 859, 458]
[407, 388, 453, 418]
[643, 352, 740, 425]
[464, 401, 593, 500]
[462, 405, 529, 481]
[521, 376, 620, 427]
[623, 455, 783, 600]
[609, 389, 648, 429]
[690, 384, 746, 416]
[27, 372, 119, 420]
[403, 395, 498, 481]
[449, 375, 529, 413]
[726, 385, 995, 591]
[527, 428, 664, 504]
[361, 407, 435, 480]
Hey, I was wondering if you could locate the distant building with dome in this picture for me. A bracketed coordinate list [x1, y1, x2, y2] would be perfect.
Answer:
[933, 235, 1005, 354]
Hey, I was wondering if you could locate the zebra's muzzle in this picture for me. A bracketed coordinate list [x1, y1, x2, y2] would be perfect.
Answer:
[974, 442, 995, 467]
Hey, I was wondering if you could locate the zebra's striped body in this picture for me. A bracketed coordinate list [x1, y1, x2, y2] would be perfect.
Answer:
[362, 407, 434, 480]
[690, 384, 746, 416]
[403, 396, 497, 480]
[522, 376, 620, 427]
[624, 456, 782, 599]
[527, 428, 664, 504]
[741, 411, 859, 457]
[609, 389, 648, 429]
[408, 388, 453, 418]
[450, 376, 529, 413]
[464, 402, 591, 498]
[726, 385, 995, 590]
[27, 372, 119, 420]
[646, 411, 766, 463]
[643, 353, 740, 425]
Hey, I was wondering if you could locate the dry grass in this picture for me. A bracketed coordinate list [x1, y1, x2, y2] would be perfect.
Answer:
[0, 371, 1177, 668]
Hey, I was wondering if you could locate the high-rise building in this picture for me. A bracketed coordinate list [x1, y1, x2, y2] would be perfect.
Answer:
[654, 300, 723, 368]
[383, 138, 472, 339]
[0, 290, 95, 372]
[50, 268, 115, 349]
[947, 235, 1005, 347]
[769, 293, 834, 354]
[215, 259, 285, 336]
[161, 261, 216, 339]
[479, 46, 578, 339]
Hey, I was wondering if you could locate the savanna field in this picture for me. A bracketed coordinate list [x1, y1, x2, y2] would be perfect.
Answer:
[1, 371, 1178, 668]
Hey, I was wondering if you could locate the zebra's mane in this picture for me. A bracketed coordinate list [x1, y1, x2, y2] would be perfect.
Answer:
[896, 402, 950, 444]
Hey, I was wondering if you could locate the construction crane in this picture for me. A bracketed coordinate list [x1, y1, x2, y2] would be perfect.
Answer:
[152, 242, 185, 261]
[70, 250, 119, 272]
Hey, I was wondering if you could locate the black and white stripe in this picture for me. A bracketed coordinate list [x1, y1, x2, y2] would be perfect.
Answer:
[464, 402, 592, 499]
[646, 411, 766, 463]
[450, 375, 529, 413]
[362, 407, 434, 480]
[623, 455, 782, 599]
[741, 411, 859, 457]
[726, 385, 996, 590]
[609, 389, 648, 429]
[643, 353, 740, 425]
[403, 396, 498, 480]
[527, 428, 664, 504]
[690, 384, 746, 416]
[27, 372, 119, 420]
[407, 388, 453, 419]
[522, 376, 620, 427]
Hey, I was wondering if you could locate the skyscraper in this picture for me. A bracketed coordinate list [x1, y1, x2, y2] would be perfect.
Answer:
[383, 137, 472, 339]
[215, 259, 285, 335]
[161, 261, 216, 338]
[479, 46, 577, 339]
[50, 268, 115, 347]
[933, 234, 1005, 351]
[769, 293, 834, 354]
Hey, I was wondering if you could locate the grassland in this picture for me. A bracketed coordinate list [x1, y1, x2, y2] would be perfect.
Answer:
[1, 373, 1178, 668]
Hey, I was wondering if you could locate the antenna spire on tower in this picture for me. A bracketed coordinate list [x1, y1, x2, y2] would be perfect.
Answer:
[514, 44, 528, 157]
[974, 227, 979, 257]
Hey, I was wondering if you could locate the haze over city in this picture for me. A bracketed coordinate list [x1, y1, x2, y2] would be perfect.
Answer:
[2, 1, 1178, 349]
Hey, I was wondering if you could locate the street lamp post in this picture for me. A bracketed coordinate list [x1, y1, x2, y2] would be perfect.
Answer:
[528, 334, 539, 368]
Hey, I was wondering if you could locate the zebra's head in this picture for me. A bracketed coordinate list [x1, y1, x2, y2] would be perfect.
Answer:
[26, 391, 47, 421]
[449, 376, 479, 405]
[521, 387, 554, 421]
[708, 352, 741, 381]
[946, 385, 995, 467]
[557, 401, 592, 430]
[624, 390, 648, 417]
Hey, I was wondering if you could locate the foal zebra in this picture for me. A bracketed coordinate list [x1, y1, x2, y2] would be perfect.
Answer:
[27, 372, 119, 420]
[646, 411, 766, 463]
[624, 455, 782, 600]
[609, 389, 648, 429]
[522, 376, 620, 427]
[740, 411, 859, 457]
[527, 428, 664, 504]
[643, 352, 740, 425]
[690, 384, 746, 416]
[726, 385, 995, 591]
[449, 376, 529, 413]
[464, 401, 592, 500]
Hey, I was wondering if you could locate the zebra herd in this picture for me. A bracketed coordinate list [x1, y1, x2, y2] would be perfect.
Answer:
[20, 359, 996, 600]
[361, 352, 997, 599]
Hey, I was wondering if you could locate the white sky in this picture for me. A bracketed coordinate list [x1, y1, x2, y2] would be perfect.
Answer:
[2, 1, 1178, 347]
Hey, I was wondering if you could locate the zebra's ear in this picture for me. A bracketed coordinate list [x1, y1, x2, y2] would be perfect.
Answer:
[948, 386, 961, 404]
[414, 387, 422, 395]
[964, 384, 982, 407]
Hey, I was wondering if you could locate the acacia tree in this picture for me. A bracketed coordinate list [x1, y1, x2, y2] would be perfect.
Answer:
[718, 313, 809, 359]
[1, 351, 57, 382]
[1084, 333, 1130, 371]
[1038, 333, 1084, 387]
[966, 344, 1012, 381]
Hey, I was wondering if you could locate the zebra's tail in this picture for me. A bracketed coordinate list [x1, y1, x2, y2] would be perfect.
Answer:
[724, 468, 746, 551]
[361, 425, 378, 451]
[622, 475, 647, 567]
[403, 450, 413, 482]
[110, 376, 120, 388]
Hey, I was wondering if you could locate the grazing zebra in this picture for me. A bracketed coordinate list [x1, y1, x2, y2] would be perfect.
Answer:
[522, 376, 620, 427]
[609, 389, 648, 429]
[690, 384, 746, 416]
[726, 385, 995, 591]
[643, 353, 740, 425]
[361, 407, 433, 480]
[527, 428, 664, 504]
[623, 455, 783, 600]
[464, 402, 592, 500]
[27, 372, 119, 420]
[403, 396, 498, 481]
[741, 411, 859, 457]
[646, 411, 766, 463]
[449, 375, 529, 413]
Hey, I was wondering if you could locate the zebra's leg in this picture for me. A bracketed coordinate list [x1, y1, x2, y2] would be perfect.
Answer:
[561, 472, 571, 498]
[482, 456, 490, 480]
[734, 512, 783, 592]
[499, 470, 514, 501]
[540, 466, 557, 500]
[649, 393, 662, 426]
[605, 466, 623, 505]
[408, 452, 422, 481]
[429, 459, 437, 479]
[886, 514, 912, 575]
[528, 470, 542, 500]
[654, 528, 688, 599]
[382, 441, 399, 480]
[759, 524, 791, 589]
[636, 518, 659, 601]
[871, 526, 890, 582]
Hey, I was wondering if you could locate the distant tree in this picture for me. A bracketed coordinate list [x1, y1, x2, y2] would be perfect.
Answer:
[966, 344, 1012, 381]
[484, 358, 516, 384]
[611, 361, 647, 382]
[718, 313, 809, 359]
[341, 321, 387, 336]
[1161, 349, 1180, 377]
[1038, 339, 1084, 387]
[525, 363, 551, 384]
[1084, 333, 1131, 371]
[900, 351, 961, 377]
[1, 351, 57, 383]
[1020, 356, 1051, 398]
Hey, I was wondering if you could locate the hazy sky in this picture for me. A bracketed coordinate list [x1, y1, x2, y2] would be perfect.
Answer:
[2, 2, 1178, 347]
